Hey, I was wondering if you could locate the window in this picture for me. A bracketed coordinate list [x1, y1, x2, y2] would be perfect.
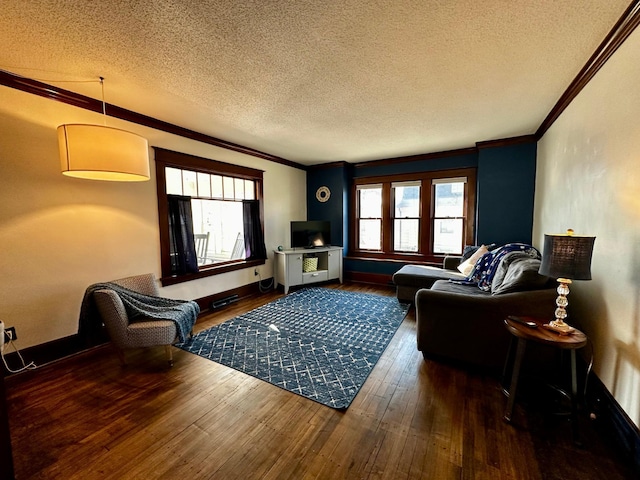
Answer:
[432, 177, 466, 254]
[392, 181, 421, 253]
[356, 184, 382, 250]
[166, 167, 254, 265]
[154, 148, 265, 285]
[351, 168, 475, 262]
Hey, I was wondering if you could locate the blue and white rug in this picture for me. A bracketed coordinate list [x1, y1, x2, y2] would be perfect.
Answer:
[177, 288, 410, 409]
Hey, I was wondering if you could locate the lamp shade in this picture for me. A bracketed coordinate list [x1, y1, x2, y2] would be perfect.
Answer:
[539, 233, 595, 280]
[58, 124, 150, 181]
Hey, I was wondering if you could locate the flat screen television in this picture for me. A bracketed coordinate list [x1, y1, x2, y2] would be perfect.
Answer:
[291, 221, 331, 249]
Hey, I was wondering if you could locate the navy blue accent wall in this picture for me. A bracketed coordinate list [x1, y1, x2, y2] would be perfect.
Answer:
[476, 142, 537, 246]
[305, 141, 537, 278]
[341, 164, 351, 251]
[343, 258, 403, 276]
[307, 164, 352, 250]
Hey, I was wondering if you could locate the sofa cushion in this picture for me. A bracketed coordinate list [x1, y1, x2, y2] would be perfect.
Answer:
[461, 243, 497, 262]
[491, 252, 550, 295]
[457, 244, 489, 276]
[461, 245, 482, 261]
[430, 279, 490, 297]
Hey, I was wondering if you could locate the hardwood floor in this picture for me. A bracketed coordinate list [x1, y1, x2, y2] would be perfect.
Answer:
[5, 282, 635, 479]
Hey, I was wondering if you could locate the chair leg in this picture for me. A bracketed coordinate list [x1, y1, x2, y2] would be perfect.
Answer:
[165, 345, 174, 367]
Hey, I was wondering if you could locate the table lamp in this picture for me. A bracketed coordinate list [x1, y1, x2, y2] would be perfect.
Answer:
[538, 229, 596, 334]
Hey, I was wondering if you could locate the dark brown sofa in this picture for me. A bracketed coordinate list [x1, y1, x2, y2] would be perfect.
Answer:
[415, 251, 558, 369]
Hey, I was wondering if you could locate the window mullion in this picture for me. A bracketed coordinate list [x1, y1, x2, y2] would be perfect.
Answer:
[423, 181, 433, 255]
[382, 183, 392, 253]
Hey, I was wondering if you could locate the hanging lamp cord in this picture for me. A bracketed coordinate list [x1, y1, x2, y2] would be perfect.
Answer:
[99, 76, 107, 124]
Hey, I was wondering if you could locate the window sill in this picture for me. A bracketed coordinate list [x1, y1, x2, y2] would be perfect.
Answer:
[345, 251, 446, 266]
[160, 258, 265, 286]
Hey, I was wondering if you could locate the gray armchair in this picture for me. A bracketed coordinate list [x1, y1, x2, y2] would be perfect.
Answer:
[93, 273, 182, 366]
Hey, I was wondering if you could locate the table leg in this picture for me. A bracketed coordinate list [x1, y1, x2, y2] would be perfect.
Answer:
[571, 349, 582, 446]
[501, 336, 516, 394]
[504, 337, 527, 422]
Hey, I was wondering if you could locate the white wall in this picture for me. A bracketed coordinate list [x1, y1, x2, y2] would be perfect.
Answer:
[535, 28, 640, 427]
[0, 86, 306, 349]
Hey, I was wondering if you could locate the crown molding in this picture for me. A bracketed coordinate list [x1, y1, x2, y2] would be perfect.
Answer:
[0, 69, 306, 171]
[476, 135, 537, 149]
[307, 161, 351, 170]
[536, 1, 640, 138]
[353, 146, 478, 169]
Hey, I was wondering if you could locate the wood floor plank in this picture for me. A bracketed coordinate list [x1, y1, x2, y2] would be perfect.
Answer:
[5, 282, 636, 480]
[365, 429, 414, 480]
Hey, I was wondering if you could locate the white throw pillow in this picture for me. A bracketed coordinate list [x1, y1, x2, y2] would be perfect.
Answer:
[457, 244, 489, 277]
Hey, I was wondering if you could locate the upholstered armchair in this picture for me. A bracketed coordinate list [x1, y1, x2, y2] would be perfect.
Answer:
[93, 273, 184, 366]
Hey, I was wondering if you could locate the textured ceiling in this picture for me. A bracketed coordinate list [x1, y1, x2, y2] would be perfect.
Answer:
[0, 0, 632, 165]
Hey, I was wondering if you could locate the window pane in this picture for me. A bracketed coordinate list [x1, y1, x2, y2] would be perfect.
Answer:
[433, 218, 463, 254]
[182, 170, 197, 197]
[191, 199, 245, 263]
[394, 219, 419, 252]
[359, 188, 382, 218]
[234, 178, 245, 200]
[211, 175, 223, 198]
[223, 176, 234, 200]
[434, 182, 464, 217]
[359, 219, 381, 250]
[197, 172, 211, 197]
[244, 180, 255, 200]
[394, 185, 420, 217]
[165, 167, 183, 195]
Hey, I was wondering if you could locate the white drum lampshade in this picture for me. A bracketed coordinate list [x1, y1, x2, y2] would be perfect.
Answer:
[58, 124, 150, 182]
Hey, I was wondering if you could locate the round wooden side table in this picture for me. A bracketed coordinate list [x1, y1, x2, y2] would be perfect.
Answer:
[502, 316, 587, 442]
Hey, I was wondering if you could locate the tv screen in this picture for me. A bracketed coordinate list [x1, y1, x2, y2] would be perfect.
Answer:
[291, 221, 331, 249]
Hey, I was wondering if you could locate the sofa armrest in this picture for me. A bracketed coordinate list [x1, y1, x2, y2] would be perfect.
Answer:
[443, 256, 462, 271]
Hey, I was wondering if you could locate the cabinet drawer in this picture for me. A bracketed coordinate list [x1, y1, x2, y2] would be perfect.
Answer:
[302, 270, 328, 284]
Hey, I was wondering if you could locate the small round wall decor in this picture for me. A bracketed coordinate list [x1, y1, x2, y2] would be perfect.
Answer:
[316, 186, 331, 203]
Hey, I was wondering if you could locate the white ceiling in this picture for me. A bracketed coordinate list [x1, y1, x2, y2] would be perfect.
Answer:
[0, 1, 631, 165]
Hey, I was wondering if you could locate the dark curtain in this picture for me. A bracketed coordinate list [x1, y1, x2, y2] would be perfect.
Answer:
[168, 195, 199, 275]
[242, 200, 267, 260]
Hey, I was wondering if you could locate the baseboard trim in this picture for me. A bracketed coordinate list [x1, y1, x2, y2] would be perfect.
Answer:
[2, 333, 92, 375]
[345, 271, 393, 285]
[587, 372, 640, 474]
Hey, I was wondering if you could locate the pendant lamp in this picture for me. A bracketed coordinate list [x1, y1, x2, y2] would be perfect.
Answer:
[58, 77, 150, 182]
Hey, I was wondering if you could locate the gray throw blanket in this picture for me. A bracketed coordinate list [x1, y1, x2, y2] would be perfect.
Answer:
[79, 282, 199, 344]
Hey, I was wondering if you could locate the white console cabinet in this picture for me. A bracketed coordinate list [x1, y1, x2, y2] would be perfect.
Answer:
[274, 246, 343, 294]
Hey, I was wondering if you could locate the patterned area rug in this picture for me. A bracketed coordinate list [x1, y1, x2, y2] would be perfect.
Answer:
[177, 288, 410, 409]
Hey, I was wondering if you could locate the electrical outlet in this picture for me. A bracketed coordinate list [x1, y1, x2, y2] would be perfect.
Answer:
[5, 326, 16, 342]
[1, 325, 16, 355]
